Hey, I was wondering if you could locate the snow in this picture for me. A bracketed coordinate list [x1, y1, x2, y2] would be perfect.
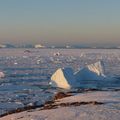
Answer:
[56, 91, 120, 104]
[0, 91, 120, 120]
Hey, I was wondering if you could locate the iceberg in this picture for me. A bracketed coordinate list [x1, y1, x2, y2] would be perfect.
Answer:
[50, 68, 76, 89]
[50, 61, 106, 89]
[75, 61, 106, 81]
[35, 44, 45, 48]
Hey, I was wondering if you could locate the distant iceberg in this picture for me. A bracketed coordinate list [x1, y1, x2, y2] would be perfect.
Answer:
[34, 44, 45, 48]
[50, 61, 106, 89]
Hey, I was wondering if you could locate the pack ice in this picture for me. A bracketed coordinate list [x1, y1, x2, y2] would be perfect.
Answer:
[50, 61, 106, 89]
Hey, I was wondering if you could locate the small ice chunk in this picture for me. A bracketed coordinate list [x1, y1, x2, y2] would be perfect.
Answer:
[14, 62, 18, 65]
[37, 59, 41, 64]
[0, 71, 5, 78]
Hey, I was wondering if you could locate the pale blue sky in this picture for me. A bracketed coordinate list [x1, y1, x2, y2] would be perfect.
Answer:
[0, 0, 120, 46]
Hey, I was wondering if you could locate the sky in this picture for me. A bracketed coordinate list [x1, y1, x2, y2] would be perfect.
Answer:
[0, 0, 120, 47]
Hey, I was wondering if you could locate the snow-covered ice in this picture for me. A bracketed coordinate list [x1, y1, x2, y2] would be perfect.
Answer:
[0, 91, 120, 120]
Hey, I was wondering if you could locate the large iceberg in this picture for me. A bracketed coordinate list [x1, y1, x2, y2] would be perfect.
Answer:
[75, 61, 106, 81]
[50, 68, 76, 89]
[50, 61, 106, 89]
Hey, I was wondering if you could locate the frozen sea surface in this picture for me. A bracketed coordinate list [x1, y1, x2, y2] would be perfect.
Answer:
[0, 48, 120, 115]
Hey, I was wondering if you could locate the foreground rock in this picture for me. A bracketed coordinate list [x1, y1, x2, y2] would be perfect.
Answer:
[53, 92, 72, 100]
[0, 91, 120, 120]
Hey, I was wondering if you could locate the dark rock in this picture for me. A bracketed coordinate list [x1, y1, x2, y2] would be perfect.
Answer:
[54, 92, 72, 100]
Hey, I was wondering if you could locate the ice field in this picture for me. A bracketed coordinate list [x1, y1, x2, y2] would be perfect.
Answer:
[0, 48, 120, 115]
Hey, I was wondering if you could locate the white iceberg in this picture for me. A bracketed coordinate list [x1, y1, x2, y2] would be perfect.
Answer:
[50, 68, 76, 89]
[35, 44, 45, 48]
[50, 61, 106, 89]
[75, 61, 106, 81]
